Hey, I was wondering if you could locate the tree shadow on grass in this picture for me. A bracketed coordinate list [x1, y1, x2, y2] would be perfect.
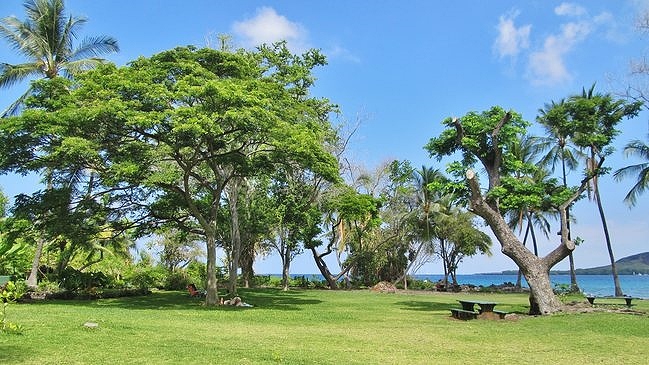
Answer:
[235, 288, 322, 311]
[0, 345, 28, 365]
[17, 288, 322, 311]
[395, 300, 454, 312]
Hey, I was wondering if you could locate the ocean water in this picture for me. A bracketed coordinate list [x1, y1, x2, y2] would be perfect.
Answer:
[288, 273, 649, 298]
[414, 274, 649, 298]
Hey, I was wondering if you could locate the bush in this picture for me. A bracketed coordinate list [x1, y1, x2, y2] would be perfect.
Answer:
[164, 271, 191, 290]
[58, 268, 110, 291]
[125, 266, 165, 290]
[186, 261, 208, 288]
[36, 279, 61, 293]
[1, 281, 25, 334]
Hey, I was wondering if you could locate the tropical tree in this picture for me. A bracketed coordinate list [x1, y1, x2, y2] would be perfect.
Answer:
[1, 45, 339, 305]
[426, 106, 593, 314]
[433, 203, 492, 288]
[505, 135, 556, 289]
[147, 229, 203, 273]
[614, 136, 649, 207]
[1, 0, 118, 288]
[554, 85, 643, 296]
[0, 191, 33, 275]
[0, 0, 119, 116]
[536, 101, 586, 292]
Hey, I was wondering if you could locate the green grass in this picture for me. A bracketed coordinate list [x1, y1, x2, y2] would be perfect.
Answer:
[2, 289, 648, 364]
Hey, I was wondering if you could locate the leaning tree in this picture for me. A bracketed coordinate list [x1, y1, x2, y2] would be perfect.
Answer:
[425, 106, 595, 314]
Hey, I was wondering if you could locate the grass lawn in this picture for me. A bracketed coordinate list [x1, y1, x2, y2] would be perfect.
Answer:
[1, 288, 648, 364]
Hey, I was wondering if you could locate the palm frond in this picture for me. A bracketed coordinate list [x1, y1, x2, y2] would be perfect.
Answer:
[69, 36, 119, 61]
[0, 62, 43, 88]
[1, 86, 34, 118]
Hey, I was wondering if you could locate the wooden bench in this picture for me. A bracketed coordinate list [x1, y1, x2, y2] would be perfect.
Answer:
[586, 296, 638, 307]
[450, 308, 478, 320]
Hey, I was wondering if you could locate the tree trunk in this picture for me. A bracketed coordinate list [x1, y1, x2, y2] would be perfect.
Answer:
[205, 234, 220, 306]
[594, 186, 623, 296]
[228, 179, 242, 295]
[562, 154, 580, 292]
[310, 247, 338, 289]
[524, 266, 558, 315]
[568, 252, 579, 292]
[466, 169, 565, 314]
[27, 174, 53, 288]
[26, 237, 45, 288]
[516, 223, 531, 290]
[281, 248, 291, 291]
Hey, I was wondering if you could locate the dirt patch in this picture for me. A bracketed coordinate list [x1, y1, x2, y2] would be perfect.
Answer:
[560, 300, 646, 315]
[371, 281, 397, 293]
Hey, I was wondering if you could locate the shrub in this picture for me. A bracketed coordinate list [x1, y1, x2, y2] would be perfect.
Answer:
[164, 271, 191, 290]
[36, 279, 61, 293]
[125, 266, 165, 290]
[1, 281, 25, 334]
[58, 268, 110, 291]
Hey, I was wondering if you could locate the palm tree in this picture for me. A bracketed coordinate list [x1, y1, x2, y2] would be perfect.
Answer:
[614, 135, 649, 207]
[0, 0, 119, 116]
[1, 0, 118, 287]
[564, 84, 642, 296]
[536, 100, 586, 292]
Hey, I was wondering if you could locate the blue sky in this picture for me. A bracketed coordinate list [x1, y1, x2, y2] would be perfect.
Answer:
[1, 0, 648, 275]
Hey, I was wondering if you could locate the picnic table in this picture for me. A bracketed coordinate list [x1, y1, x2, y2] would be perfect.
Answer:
[451, 300, 507, 320]
[586, 296, 639, 307]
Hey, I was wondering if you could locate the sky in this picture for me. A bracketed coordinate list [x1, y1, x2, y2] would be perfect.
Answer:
[1, 0, 649, 275]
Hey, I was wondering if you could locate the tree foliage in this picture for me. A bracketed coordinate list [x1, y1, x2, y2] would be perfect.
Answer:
[0, 44, 340, 304]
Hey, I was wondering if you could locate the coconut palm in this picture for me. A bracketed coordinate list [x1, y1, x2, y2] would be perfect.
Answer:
[1, 0, 118, 287]
[536, 100, 586, 292]
[0, 0, 119, 116]
[563, 85, 642, 296]
[614, 136, 649, 207]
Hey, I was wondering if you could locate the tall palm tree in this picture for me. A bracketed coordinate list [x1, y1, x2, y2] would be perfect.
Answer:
[0, 0, 119, 116]
[564, 84, 642, 296]
[614, 135, 649, 207]
[536, 100, 586, 292]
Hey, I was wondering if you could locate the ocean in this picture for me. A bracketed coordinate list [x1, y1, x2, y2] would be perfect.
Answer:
[413, 274, 649, 299]
[288, 273, 649, 299]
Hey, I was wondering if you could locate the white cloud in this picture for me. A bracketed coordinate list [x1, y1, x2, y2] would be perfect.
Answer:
[555, 3, 587, 17]
[493, 11, 531, 59]
[232, 7, 308, 51]
[495, 3, 621, 86]
[527, 21, 591, 85]
[326, 44, 361, 64]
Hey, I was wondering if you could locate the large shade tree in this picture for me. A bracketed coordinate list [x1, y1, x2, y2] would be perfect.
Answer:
[1, 45, 340, 305]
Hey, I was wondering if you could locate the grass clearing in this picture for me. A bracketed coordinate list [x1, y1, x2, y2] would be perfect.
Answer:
[1, 289, 648, 364]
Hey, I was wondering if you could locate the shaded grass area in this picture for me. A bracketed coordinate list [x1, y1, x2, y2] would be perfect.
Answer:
[1, 289, 648, 364]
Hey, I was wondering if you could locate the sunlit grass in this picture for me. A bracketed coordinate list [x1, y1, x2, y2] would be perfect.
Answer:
[1, 289, 648, 364]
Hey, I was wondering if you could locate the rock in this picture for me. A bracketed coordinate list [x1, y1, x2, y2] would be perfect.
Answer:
[83, 322, 99, 329]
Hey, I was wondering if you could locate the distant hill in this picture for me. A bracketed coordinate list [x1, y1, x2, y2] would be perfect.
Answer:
[502, 252, 649, 275]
